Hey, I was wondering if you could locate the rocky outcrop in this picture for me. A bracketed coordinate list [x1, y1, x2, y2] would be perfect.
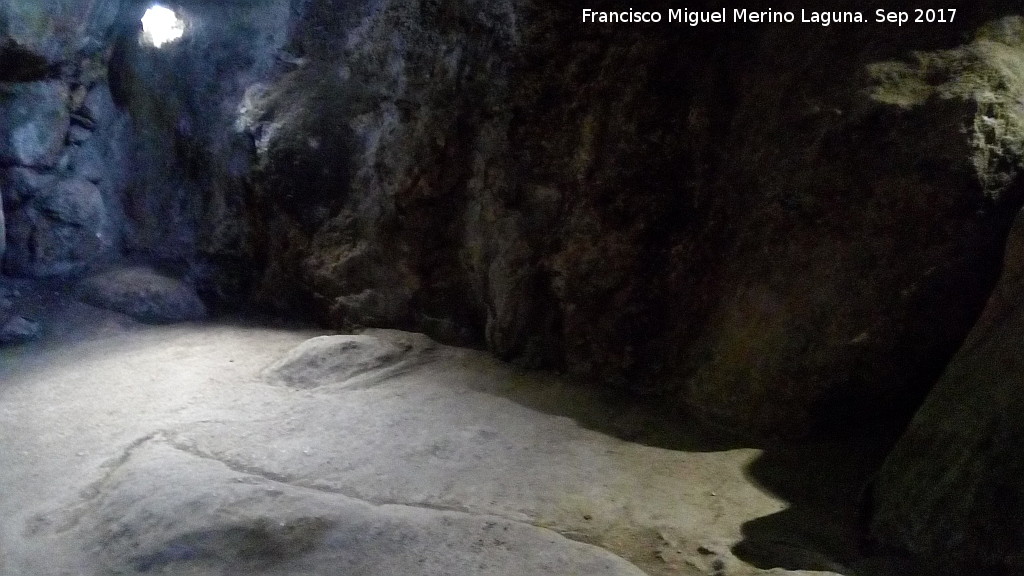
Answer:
[869, 205, 1024, 573]
[0, 2, 129, 279]
[5, 177, 113, 276]
[108, 0, 293, 293]
[214, 2, 1024, 436]
[263, 333, 425, 388]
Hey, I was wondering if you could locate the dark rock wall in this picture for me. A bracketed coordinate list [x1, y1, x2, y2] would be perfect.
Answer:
[108, 0, 293, 295]
[869, 206, 1024, 574]
[226, 1, 1024, 438]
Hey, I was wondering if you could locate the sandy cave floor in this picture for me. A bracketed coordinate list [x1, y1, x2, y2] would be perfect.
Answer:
[0, 280, 890, 576]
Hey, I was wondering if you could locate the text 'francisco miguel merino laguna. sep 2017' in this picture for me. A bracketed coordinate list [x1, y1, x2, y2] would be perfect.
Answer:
[580, 8, 958, 26]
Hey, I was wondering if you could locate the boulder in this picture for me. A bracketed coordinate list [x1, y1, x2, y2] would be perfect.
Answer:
[77, 266, 207, 323]
[0, 0, 121, 68]
[3, 177, 112, 277]
[0, 81, 69, 168]
[263, 333, 426, 389]
[869, 207, 1024, 574]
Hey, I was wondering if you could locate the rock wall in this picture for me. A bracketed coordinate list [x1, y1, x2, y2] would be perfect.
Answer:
[6, 0, 1024, 442]
[106, 0, 292, 293]
[9, 0, 1024, 569]
[869, 207, 1024, 574]
[227, 0, 1024, 437]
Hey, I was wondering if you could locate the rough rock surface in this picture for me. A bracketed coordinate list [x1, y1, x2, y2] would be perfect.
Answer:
[0, 81, 69, 168]
[0, 77, 128, 277]
[4, 177, 112, 277]
[77, 266, 206, 323]
[263, 333, 426, 388]
[869, 206, 1024, 574]
[3, 1, 1024, 440]
[43, 442, 649, 576]
[189, 3, 1024, 437]
[0, 313, 851, 576]
[110, 0, 292, 284]
[0, 0, 120, 72]
[0, 1, 130, 280]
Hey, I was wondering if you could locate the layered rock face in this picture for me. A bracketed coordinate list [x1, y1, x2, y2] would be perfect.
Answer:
[0, 0, 127, 277]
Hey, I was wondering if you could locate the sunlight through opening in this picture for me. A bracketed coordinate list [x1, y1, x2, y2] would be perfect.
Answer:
[141, 5, 185, 48]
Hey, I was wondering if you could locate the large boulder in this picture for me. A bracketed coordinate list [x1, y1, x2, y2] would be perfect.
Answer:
[3, 177, 112, 277]
[0, 81, 69, 168]
[0, 0, 120, 71]
[869, 206, 1024, 574]
[77, 266, 207, 323]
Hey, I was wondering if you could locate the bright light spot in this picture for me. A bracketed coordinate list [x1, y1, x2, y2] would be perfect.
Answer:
[141, 5, 185, 48]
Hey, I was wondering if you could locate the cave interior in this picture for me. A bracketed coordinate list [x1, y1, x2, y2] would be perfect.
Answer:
[2, 1, 1024, 575]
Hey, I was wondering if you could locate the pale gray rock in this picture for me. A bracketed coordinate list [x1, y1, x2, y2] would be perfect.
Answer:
[0, 81, 70, 168]
[4, 178, 111, 277]
[263, 333, 428, 388]
[77, 266, 206, 323]
[66, 142, 105, 184]
[28, 441, 648, 576]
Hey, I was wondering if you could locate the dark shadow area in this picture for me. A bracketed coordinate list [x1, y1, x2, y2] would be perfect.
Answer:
[458, 361, 917, 575]
[734, 430, 896, 575]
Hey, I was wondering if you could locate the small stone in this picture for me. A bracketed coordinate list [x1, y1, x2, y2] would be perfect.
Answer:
[0, 316, 42, 345]
[80, 83, 117, 126]
[68, 125, 93, 145]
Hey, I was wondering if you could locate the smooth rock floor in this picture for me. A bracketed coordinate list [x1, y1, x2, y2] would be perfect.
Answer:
[0, 292, 851, 576]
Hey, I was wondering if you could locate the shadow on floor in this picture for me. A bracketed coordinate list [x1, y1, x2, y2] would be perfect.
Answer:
[732, 433, 890, 575]
[472, 365, 929, 576]
[463, 364, 746, 453]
